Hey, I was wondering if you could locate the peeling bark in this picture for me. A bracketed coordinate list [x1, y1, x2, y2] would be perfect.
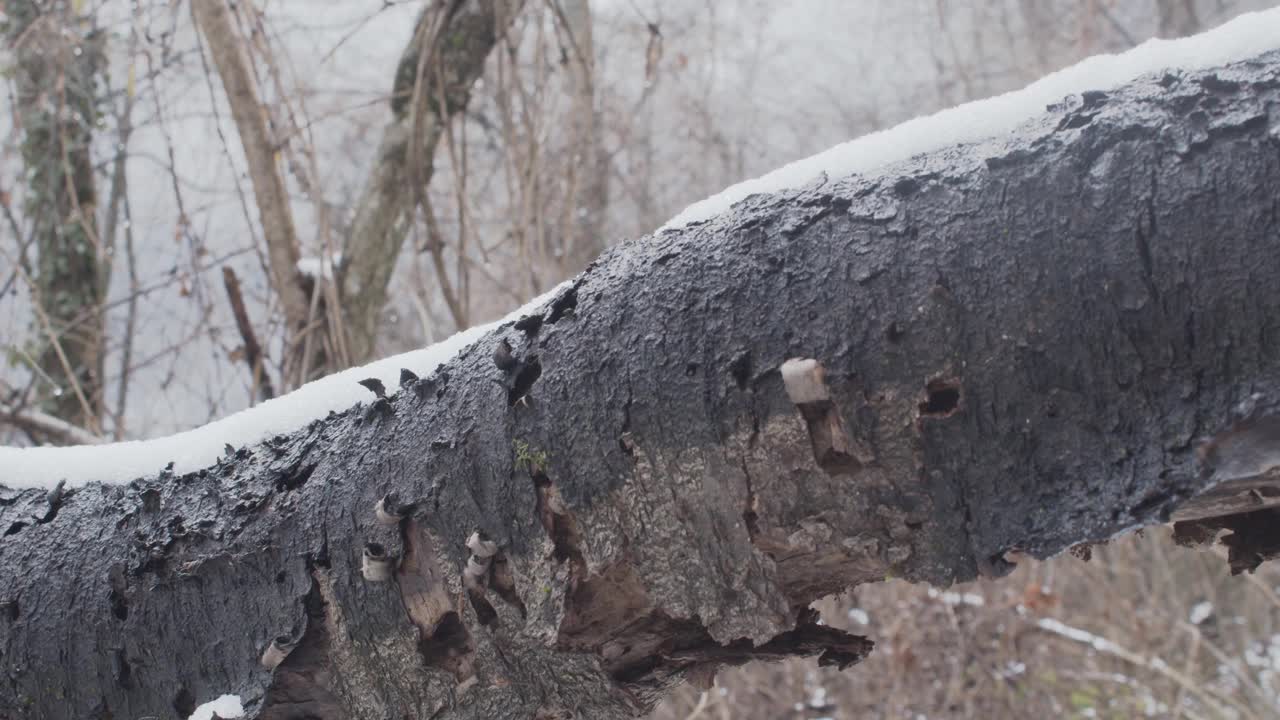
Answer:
[5, 51, 1280, 719]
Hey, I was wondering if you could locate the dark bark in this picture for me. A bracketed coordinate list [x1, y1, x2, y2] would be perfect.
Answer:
[5, 51, 1280, 719]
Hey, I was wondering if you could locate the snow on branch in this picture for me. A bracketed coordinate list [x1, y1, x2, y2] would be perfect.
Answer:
[6, 7, 1280, 491]
[661, 7, 1280, 232]
[0, 281, 569, 489]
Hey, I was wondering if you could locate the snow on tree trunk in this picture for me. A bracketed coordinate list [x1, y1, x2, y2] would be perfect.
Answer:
[5, 50, 1280, 720]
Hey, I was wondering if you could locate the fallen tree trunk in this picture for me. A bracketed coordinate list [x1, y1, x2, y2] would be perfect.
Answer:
[4, 49, 1280, 720]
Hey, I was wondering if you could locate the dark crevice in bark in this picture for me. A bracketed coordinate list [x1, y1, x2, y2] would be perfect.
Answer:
[466, 588, 498, 626]
[107, 564, 128, 621]
[173, 687, 196, 718]
[514, 313, 543, 337]
[606, 609, 873, 698]
[1137, 175, 1161, 302]
[1175, 507, 1280, 574]
[532, 472, 584, 568]
[36, 480, 70, 524]
[740, 459, 761, 544]
[488, 552, 526, 618]
[918, 379, 961, 417]
[260, 577, 345, 720]
[545, 283, 579, 324]
[2, 481, 72, 537]
[275, 462, 316, 492]
[506, 356, 542, 407]
[114, 648, 133, 689]
[729, 350, 752, 391]
[417, 611, 476, 681]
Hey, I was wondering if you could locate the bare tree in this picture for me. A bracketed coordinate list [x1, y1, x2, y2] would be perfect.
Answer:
[342, 0, 525, 365]
[190, 0, 523, 388]
[4, 0, 107, 435]
[554, 0, 609, 273]
[191, 0, 314, 387]
[1158, 0, 1203, 38]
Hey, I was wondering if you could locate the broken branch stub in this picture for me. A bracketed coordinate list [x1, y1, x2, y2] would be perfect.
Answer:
[780, 357, 863, 474]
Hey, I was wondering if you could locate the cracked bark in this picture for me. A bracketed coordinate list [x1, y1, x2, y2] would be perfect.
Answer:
[5, 51, 1280, 719]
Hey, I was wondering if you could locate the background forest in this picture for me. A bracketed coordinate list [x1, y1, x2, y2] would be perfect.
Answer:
[3, 1, 1280, 717]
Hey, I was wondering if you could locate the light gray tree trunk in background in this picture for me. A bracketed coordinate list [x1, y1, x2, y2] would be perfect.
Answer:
[192, 0, 314, 385]
[342, 0, 525, 365]
[558, 0, 610, 274]
[1157, 0, 1201, 38]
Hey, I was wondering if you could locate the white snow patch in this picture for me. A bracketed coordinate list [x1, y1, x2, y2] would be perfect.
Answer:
[1244, 633, 1280, 706]
[1245, 633, 1280, 671]
[296, 252, 343, 280]
[1036, 617, 1126, 656]
[660, 8, 1280, 232]
[188, 694, 244, 720]
[927, 587, 985, 607]
[1189, 600, 1214, 625]
[807, 680, 828, 709]
[0, 282, 570, 489]
[1000, 660, 1026, 678]
[847, 607, 869, 625]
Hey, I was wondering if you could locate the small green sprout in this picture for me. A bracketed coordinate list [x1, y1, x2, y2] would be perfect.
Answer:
[513, 439, 548, 474]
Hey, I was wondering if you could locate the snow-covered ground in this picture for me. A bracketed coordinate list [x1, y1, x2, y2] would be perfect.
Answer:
[5, 8, 1280, 491]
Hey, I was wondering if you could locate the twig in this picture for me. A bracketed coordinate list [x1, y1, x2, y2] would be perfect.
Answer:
[221, 266, 276, 401]
[1033, 616, 1255, 719]
[0, 401, 102, 446]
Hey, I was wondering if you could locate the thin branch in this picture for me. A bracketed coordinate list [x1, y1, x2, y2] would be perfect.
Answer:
[221, 266, 276, 402]
[0, 401, 102, 446]
[191, 0, 310, 373]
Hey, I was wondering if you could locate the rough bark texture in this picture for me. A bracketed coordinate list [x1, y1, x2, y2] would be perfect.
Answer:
[7, 0, 107, 431]
[5, 51, 1280, 720]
